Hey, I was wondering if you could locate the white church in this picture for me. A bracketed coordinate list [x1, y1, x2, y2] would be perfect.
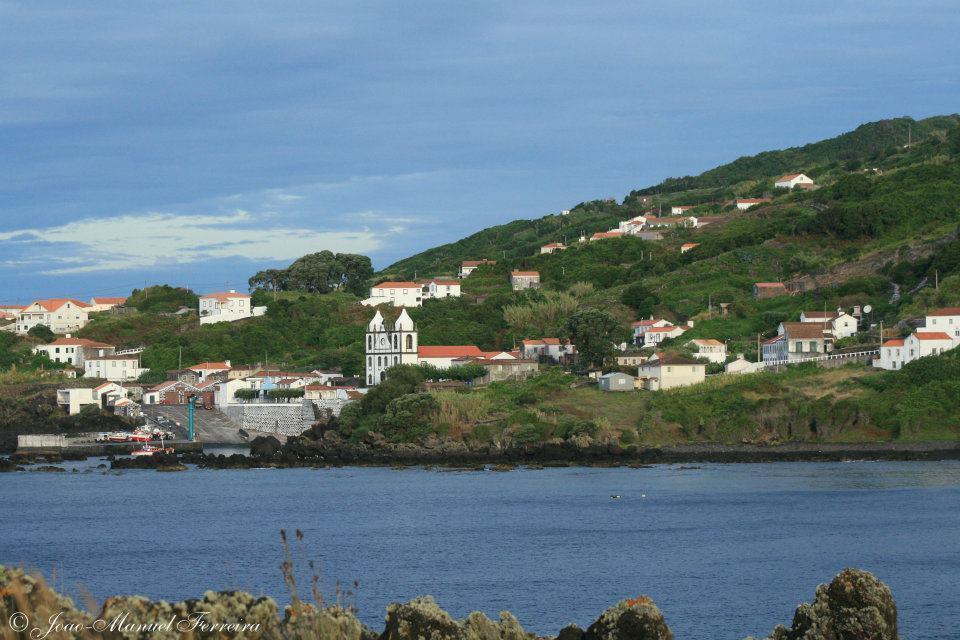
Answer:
[365, 308, 419, 386]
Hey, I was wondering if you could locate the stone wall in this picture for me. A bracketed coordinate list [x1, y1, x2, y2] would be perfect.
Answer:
[222, 401, 314, 436]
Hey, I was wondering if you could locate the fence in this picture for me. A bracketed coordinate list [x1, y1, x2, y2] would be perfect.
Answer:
[761, 349, 879, 368]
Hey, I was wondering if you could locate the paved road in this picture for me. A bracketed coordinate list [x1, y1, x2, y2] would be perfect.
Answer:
[140, 404, 282, 444]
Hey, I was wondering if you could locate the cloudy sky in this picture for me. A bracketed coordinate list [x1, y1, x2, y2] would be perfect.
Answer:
[2, 1, 958, 301]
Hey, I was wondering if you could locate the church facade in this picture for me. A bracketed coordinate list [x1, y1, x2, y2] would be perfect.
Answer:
[365, 308, 419, 386]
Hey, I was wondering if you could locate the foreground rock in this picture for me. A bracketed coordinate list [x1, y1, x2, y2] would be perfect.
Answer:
[0, 565, 898, 639]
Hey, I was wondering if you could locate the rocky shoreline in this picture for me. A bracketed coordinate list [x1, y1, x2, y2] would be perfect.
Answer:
[0, 564, 900, 639]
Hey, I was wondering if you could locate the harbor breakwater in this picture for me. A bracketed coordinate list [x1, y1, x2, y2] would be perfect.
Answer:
[0, 564, 898, 639]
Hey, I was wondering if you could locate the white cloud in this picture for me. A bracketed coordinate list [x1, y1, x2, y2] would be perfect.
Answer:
[0, 209, 382, 275]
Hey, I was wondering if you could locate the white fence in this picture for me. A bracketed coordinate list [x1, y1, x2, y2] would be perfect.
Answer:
[761, 349, 879, 368]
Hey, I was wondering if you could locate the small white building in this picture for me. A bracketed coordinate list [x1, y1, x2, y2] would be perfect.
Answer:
[422, 279, 462, 300]
[686, 339, 727, 364]
[876, 337, 907, 371]
[598, 371, 635, 392]
[924, 307, 960, 340]
[800, 310, 859, 340]
[188, 361, 233, 383]
[725, 355, 763, 375]
[88, 297, 127, 313]
[16, 299, 92, 335]
[361, 281, 423, 307]
[520, 338, 575, 363]
[84, 354, 148, 382]
[541, 243, 566, 254]
[643, 325, 687, 347]
[735, 198, 771, 210]
[33, 336, 115, 368]
[459, 260, 496, 278]
[199, 291, 266, 325]
[417, 344, 485, 369]
[774, 173, 814, 189]
[637, 354, 705, 390]
[670, 205, 696, 215]
[632, 319, 673, 345]
[510, 270, 540, 291]
[905, 331, 955, 361]
[57, 382, 129, 415]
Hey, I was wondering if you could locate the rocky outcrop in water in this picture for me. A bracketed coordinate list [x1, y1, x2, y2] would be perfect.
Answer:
[0, 565, 900, 640]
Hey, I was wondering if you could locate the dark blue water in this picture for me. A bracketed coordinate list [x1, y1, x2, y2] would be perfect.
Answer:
[2, 461, 959, 639]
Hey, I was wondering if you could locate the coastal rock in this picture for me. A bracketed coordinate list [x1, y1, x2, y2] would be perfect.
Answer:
[381, 596, 465, 640]
[763, 568, 898, 640]
[585, 596, 673, 640]
[557, 623, 586, 640]
[0, 457, 16, 472]
[250, 435, 282, 457]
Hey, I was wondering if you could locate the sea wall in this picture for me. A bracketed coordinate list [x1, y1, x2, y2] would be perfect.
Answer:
[222, 401, 314, 437]
[0, 565, 899, 639]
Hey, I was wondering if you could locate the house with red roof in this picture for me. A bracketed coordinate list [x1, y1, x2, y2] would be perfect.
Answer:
[680, 242, 700, 254]
[924, 307, 960, 340]
[84, 353, 148, 382]
[774, 173, 814, 189]
[187, 360, 233, 383]
[510, 270, 540, 291]
[199, 290, 265, 325]
[32, 335, 115, 368]
[520, 337, 576, 364]
[540, 242, 567, 254]
[686, 338, 727, 364]
[875, 307, 960, 370]
[589, 230, 623, 241]
[735, 197, 772, 210]
[362, 281, 423, 307]
[417, 345, 485, 369]
[459, 259, 497, 278]
[15, 298, 92, 335]
[88, 297, 127, 312]
[753, 282, 789, 299]
[631, 318, 672, 345]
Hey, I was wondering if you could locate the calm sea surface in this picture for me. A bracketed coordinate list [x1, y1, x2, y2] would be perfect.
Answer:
[2, 460, 959, 639]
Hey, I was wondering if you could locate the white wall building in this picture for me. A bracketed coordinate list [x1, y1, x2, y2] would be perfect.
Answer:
[520, 338, 575, 363]
[643, 325, 687, 347]
[365, 309, 419, 385]
[417, 345, 485, 369]
[88, 297, 127, 313]
[361, 282, 423, 307]
[924, 307, 960, 340]
[686, 339, 727, 364]
[199, 291, 265, 325]
[510, 271, 540, 291]
[637, 354, 705, 390]
[774, 173, 814, 189]
[735, 198, 770, 210]
[33, 336, 115, 368]
[84, 354, 148, 382]
[459, 260, 496, 278]
[632, 318, 672, 345]
[800, 310, 859, 340]
[16, 299, 91, 335]
[422, 279, 461, 300]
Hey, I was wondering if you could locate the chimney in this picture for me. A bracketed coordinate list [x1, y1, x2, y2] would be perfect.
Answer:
[687, 320, 695, 328]
[225, 360, 231, 367]
[65, 333, 71, 338]
[229, 289, 236, 294]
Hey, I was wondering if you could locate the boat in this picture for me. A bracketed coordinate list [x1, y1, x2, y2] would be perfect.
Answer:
[107, 432, 130, 443]
[129, 432, 152, 442]
[130, 444, 173, 457]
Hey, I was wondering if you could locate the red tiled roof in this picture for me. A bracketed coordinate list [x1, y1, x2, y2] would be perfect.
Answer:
[200, 292, 250, 301]
[690, 339, 724, 347]
[45, 337, 114, 348]
[93, 382, 119, 391]
[31, 298, 91, 312]
[462, 260, 496, 267]
[647, 325, 682, 333]
[85, 354, 139, 361]
[681, 243, 700, 249]
[927, 307, 960, 316]
[373, 281, 419, 289]
[418, 345, 484, 358]
[428, 279, 460, 286]
[304, 384, 336, 391]
[511, 270, 540, 277]
[736, 198, 771, 204]
[882, 339, 905, 347]
[914, 332, 952, 341]
[188, 361, 231, 371]
[90, 297, 127, 305]
[776, 173, 803, 182]
[542, 243, 565, 248]
[802, 310, 838, 319]
[755, 282, 787, 289]
[632, 319, 664, 327]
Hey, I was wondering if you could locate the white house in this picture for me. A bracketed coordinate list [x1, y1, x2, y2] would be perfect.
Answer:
[188, 361, 233, 383]
[88, 297, 127, 313]
[763, 322, 834, 362]
[644, 216, 698, 229]
[686, 339, 727, 364]
[84, 354, 148, 382]
[643, 325, 687, 347]
[670, 205, 696, 215]
[800, 310, 859, 340]
[877, 337, 907, 371]
[16, 299, 91, 335]
[510, 270, 540, 291]
[924, 307, 960, 340]
[541, 243, 566, 254]
[520, 338, 575, 363]
[618, 216, 648, 235]
[774, 173, 814, 189]
[636, 354, 705, 390]
[365, 309, 419, 386]
[598, 372, 635, 392]
[632, 318, 673, 345]
[362, 281, 423, 307]
[725, 355, 763, 375]
[33, 336, 115, 368]
[459, 260, 496, 278]
[422, 279, 462, 300]
[735, 198, 771, 210]
[199, 291, 266, 325]
[418, 344, 485, 369]
[876, 331, 955, 371]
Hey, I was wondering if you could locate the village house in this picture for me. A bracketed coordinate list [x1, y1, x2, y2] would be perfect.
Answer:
[361, 281, 423, 307]
[143, 380, 202, 405]
[632, 318, 673, 345]
[540, 243, 566, 254]
[670, 205, 696, 215]
[753, 282, 789, 299]
[599, 371, 635, 392]
[874, 308, 960, 370]
[636, 354, 705, 390]
[680, 242, 700, 253]
[32, 336, 115, 368]
[421, 278, 462, 300]
[763, 322, 834, 362]
[88, 297, 127, 313]
[0, 304, 26, 316]
[924, 307, 960, 340]
[800, 309, 859, 339]
[590, 231, 623, 241]
[451, 355, 539, 384]
[418, 345, 485, 368]
[15, 299, 91, 335]
[616, 350, 647, 367]
[644, 216, 698, 229]
[735, 198, 771, 210]
[686, 338, 727, 364]
[56, 382, 128, 415]
[83, 354, 147, 382]
[459, 260, 496, 278]
[520, 337, 576, 364]
[774, 173, 815, 189]
[618, 216, 647, 235]
[510, 270, 540, 291]
[725, 354, 763, 375]
[365, 309, 419, 385]
[198, 291, 266, 325]
[187, 361, 233, 383]
[643, 324, 688, 348]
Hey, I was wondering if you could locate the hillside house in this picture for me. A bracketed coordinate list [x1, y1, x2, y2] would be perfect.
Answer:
[418, 345, 485, 369]
[451, 356, 538, 384]
[763, 322, 834, 362]
[188, 361, 232, 383]
[876, 330, 956, 371]
[459, 260, 496, 278]
[725, 355, 763, 375]
[670, 205, 696, 215]
[540, 243, 566, 254]
[422, 279, 462, 300]
[33, 336, 115, 368]
[511, 270, 541, 291]
[56, 382, 128, 415]
[924, 307, 960, 340]
[637, 354, 705, 390]
[16, 299, 91, 335]
[680, 243, 700, 253]
[616, 350, 647, 367]
[643, 324, 687, 347]
[753, 282, 788, 299]
[83, 354, 147, 382]
[774, 173, 814, 189]
[599, 371, 635, 392]
[199, 291, 266, 324]
[88, 297, 127, 312]
[877, 338, 906, 370]
[590, 231, 623, 241]
[735, 198, 771, 210]
[143, 380, 202, 405]
[632, 318, 673, 345]
[800, 309, 859, 339]
[362, 281, 423, 307]
[686, 338, 727, 364]
[644, 216, 698, 229]
[618, 216, 647, 235]
[520, 338, 576, 364]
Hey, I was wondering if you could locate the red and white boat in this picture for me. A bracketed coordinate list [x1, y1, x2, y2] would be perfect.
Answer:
[107, 432, 130, 443]
[130, 444, 174, 457]
[129, 432, 152, 443]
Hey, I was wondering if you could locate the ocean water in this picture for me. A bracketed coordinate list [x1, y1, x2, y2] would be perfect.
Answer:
[2, 461, 959, 639]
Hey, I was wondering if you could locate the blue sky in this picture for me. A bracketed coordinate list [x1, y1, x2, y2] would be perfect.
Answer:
[1, 1, 958, 302]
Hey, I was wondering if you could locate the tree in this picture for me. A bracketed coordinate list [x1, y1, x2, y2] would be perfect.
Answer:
[27, 325, 55, 343]
[566, 308, 624, 368]
[251, 251, 374, 296]
[621, 283, 659, 318]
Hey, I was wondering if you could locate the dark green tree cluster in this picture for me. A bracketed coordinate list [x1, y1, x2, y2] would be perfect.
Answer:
[566, 308, 624, 368]
[127, 285, 199, 313]
[249, 251, 373, 296]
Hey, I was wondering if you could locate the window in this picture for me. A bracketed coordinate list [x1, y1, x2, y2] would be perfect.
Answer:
[368, 374, 373, 384]
[406, 335, 413, 350]
[393, 335, 398, 349]
[809, 341, 817, 352]
[367, 336, 372, 349]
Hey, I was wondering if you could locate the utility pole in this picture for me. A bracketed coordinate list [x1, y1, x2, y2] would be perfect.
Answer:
[935, 269, 939, 289]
